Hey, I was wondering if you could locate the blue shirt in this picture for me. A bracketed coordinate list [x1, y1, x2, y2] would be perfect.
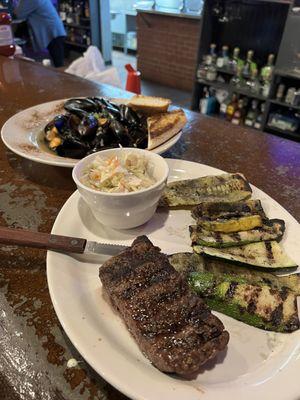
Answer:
[15, 0, 66, 50]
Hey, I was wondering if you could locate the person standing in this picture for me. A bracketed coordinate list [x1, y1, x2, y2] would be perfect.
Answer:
[14, 0, 66, 67]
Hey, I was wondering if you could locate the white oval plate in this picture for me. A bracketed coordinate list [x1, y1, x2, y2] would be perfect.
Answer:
[47, 159, 300, 400]
[1, 99, 182, 168]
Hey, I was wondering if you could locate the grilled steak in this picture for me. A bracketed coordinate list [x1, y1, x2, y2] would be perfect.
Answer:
[99, 236, 229, 377]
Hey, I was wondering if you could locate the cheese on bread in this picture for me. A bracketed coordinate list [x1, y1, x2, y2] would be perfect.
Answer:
[147, 109, 187, 150]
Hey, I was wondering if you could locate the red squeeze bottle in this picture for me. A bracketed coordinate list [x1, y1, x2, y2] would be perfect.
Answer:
[125, 64, 141, 94]
[0, 12, 15, 57]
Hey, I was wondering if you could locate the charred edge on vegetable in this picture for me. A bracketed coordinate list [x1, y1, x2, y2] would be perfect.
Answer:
[226, 282, 238, 298]
[234, 174, 252, 193]
[270, 304, 284, 327]
[191, 200, 265, 221]
[265, 242, 275, 260]
[280, 287, 289, 301]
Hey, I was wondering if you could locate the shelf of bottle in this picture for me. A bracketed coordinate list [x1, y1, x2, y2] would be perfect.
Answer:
[265, 124, 300, 141]
[65, 40, 89, 49]
[234, 86, 268, 101]
[270, 99, 300, 111]
[197, 79, 229, 91]
[215, 67, 235, 75]
[274, 69, 300, 80]
[64, 22, 91, 30]
[197, 79, 268, 101]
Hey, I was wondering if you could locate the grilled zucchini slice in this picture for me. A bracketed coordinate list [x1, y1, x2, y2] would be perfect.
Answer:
[188, 272, 299, 332]
[168, 252, 300, 295]
[191, 199, 266, 221]
[159, 173, 252, 208]
[198, 214, 263, 233]
[189, 219, 285, 248]
[193, 241, 297, 269]
[169, 252, 299, 332]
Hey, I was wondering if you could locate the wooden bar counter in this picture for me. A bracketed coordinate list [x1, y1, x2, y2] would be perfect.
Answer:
[0, 55, 299, 400]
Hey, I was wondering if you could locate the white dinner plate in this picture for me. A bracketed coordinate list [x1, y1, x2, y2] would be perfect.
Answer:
[47, 159, 300, 400]
[1, 99, 182, 168]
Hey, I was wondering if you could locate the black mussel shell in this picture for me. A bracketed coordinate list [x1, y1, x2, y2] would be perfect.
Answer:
[94, 129, 113, 147]
[78, 114, 98, 139]
[105, 107, 121, 120]
[94, 97, 117, 110]
[56, 138, 88, 159]
[86, 142, 119, 155]
[120, 104, 140, 127]
[109, 119, 131, 146]
[64, 105, 87, 119]
[44, 120, 54, 133]
[53, 114, 69, 132]
[134, 136, 148, 149]
[68, 113, 81, 132]
[64, 98, 98, 113]
[130, 127, 147, 140]
[90, 97, 110, 110]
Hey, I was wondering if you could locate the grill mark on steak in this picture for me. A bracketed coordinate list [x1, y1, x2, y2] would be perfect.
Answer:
[99, 236, 229, 377]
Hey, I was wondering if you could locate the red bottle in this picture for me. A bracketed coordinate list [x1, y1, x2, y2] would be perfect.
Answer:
[0, 12, 15, 57]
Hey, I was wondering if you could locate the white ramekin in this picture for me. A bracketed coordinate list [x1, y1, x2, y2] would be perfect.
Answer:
[72, 148, 169, 229]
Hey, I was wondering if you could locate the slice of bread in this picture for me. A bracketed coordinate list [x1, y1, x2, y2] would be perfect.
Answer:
[128, 95, 171, 115]
[147, 109, 187, 150]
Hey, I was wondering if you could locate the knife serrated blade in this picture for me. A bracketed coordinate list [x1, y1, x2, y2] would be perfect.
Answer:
[84, 241, 128, 256]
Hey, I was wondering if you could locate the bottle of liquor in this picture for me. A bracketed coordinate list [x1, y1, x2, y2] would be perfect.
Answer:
[206, 43, 217, 66]
[293, 89, 300, 107]
[226, 93, 238, 121]
[242, 96, 250, 110]
[285, 87, 296, 104]
[196, 56, 208, 80]
[219, 94, 230, 118]
[243, 50, 257, 77]
[248, 69, 261, 94]
[230, 66, 243, 87]
[206, 88, 217, 115]
[66, 4, 74, 24]
[261, 54, 275, 82]
[244, 100, 259, 127]
[59, 3, 67, 21]
[200, 87, 209, 114]
[206, 63, 217, 81]
[84, 1, 90, 18]
[200, 87, 217, 115]
[0, 11, 15, 57]
[262, 76, 271, 98]
[216, 45, 229, 69]
[231, 99, 245, 125]
[74, 3, 82, 24]
[229, 47, 242, 73]
[276, 84, 285, 101]
[254, 102, 265, 130]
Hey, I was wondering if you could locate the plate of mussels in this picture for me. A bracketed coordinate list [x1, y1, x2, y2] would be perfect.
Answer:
[1, 95, 187, 168]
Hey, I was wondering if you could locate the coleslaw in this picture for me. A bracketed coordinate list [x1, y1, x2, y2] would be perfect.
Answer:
[81, 153, 156, 193]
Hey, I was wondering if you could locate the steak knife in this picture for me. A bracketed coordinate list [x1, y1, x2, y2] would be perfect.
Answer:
[0, 226, 127, 256]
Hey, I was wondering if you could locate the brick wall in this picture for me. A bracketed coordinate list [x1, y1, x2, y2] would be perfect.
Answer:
[137, 13, 201, 91]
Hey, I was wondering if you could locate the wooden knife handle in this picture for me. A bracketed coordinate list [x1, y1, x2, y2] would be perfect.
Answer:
[0, 226, 86, 254]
